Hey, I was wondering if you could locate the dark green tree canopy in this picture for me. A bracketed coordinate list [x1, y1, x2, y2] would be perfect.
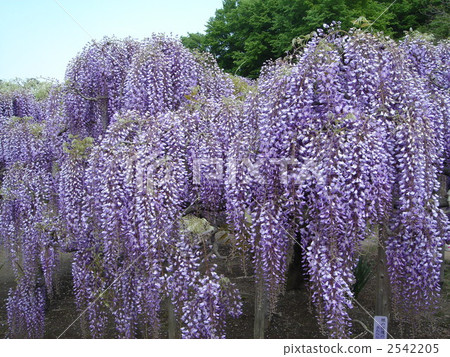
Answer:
[182, 0, 449, 78]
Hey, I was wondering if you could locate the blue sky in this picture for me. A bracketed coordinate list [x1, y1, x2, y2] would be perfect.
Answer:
[0, 0, 223, 81]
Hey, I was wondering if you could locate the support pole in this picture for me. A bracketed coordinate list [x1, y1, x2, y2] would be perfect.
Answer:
[253, 280, 267, 339]
[375, 225, 391, 320]
[167, 298, 177, 339]
[438, 174, 448, 286]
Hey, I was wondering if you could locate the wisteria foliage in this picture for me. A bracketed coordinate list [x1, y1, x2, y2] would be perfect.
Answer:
[0, 31, 449, 339]
[72, 111, 241, 338]
[0, 117, 58, 338]
[225, 26, 449, 337]
[64, 37, 140, 137]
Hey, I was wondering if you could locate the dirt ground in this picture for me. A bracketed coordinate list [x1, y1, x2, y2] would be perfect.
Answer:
[0, 246, 449, 339]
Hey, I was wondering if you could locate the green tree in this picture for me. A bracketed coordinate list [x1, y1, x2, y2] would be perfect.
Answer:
[204, 0, 242, 73]
[423, 12, 450, 39]
[186, 0, 311, 78]
[373, 0, 449, 39]
[0, 78, 53, 101]
[180, 32, 208, 52]
[303, 0, 394, 35]
[231, 0, 284, 77]
[181, 0, 448, 78]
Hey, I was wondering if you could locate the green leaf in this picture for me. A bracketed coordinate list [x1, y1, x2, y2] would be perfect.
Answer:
[180, 214, 215, 236]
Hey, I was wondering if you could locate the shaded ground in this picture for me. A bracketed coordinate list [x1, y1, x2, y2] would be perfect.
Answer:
[0, 246, 449, 339]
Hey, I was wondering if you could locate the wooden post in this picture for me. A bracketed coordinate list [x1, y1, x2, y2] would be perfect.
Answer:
[438, 174, 448, 208]
[167, 298, 177, 339]
[438, 174, 448, 286]
[440, 244, 446, 286]
[253, 280, 267, 339]
[375, 225, 391, 320]
[99, 97, 109, 132]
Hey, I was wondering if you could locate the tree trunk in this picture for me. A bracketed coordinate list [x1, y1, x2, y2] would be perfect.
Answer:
[438, 174, 448, 285]
[253, 280, 268, 339]
[375, 225, 391, 319]
[440, 244, 446, 286]
[99, 97, 109, 132]
[438, 174, 448, 208]
[167, 298, 178, 339]
[286, 238, 308, 290]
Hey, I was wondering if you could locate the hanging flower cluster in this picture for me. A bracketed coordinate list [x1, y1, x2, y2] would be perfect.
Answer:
[1, 30, 448, 339]
[63, 34, 235, 139]
[56, 35, 243, 338]
[71, 111, 241, 338]
[0, 116, 58, 338]
[400, 33, 450, 166]
[0, 89, 42, 123]
[64, 37, 140, 137]
[225, 25, 449, 337]
[122, 35, 234, 116]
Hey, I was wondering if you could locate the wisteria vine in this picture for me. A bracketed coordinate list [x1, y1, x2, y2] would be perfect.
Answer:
[0, 30, 449, 339]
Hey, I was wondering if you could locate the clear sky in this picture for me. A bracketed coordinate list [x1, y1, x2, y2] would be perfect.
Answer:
[0, 0, 223, 81]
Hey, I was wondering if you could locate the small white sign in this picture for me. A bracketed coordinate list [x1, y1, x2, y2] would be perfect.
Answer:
[374, 316, 388, 339]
